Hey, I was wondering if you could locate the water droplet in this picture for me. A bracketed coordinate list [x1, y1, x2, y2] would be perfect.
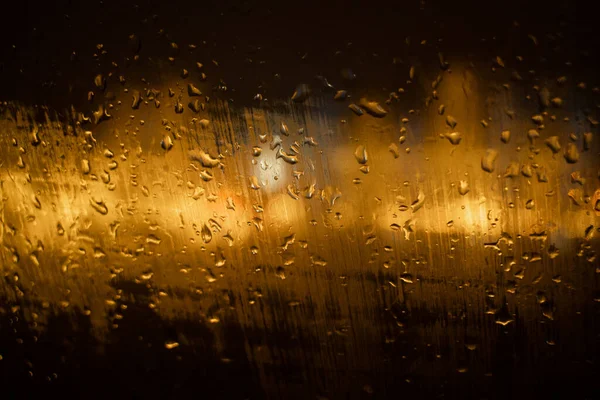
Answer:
[31, 195, 41, 209]
[189, 149, 220, 167]
[389, 143, 399, 158]
[521, 164, 533, 178]
[458, 180, 470, 196]
[583, 132, 593, 151]
[445, 132, 462, 145]
[303, 136, 318, 146]
[495, 308, 514, 326]
[481, 149, 498, 172]
[531, 114, 544, 125]
[538, 87, 550, 108]
[175, 101, 184, 113]
[348, 104, 364, 116]
[400, 273, 414, 283]
[146, 234, 161, 245]
[358, 98, 387, 118]
[446, 115, 457, 129]
[165, 341, 179, 350]
[537, 168, 548, 183]
[282, 233, 296, 251]
[191, 186, 205, 200]
[291, 84, 310, 102]
[222, 232, 234, 247]
[187, 83, 202, 96]
[551, 97, 563, 107]
[525, 199, 535, 210]
[504, 162, 519, 178]
[526, 129, 539, 144]
[287, 184, 300, 200]
[82, 159, 91, 174]
[201, 224, 212, 243]
[409, 66, 415, 80]
[188, 99, 201, 113]
[411, 190, 425, 212]
[280, 121, 289, 136]
[304, 183, 316, 199]
[249, 176, 260, 190]
[94, 74, 105, 90]
[270, 134, 283, 150]
[131, 90, 141, 109]
[275, 266, 286, 279]
[161, 135, 173, 151]
[354, 145, 368, 164]
[564, 143, 579, 163]
[402, 219, 416, 240]
[276, 148, 298, 164]
[334, 90, 347, 101]
[90, 198, 108, 215]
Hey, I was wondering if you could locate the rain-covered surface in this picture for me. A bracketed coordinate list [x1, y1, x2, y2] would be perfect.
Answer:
[0, 0, 599, 398]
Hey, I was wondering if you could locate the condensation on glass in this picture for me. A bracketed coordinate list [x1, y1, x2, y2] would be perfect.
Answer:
[0, 9, 598, 399]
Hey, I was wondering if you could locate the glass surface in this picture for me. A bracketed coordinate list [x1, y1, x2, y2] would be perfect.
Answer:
[0, 0, 598, 398]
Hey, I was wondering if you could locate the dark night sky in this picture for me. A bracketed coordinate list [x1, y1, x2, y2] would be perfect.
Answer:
[0, 0, 598, 109]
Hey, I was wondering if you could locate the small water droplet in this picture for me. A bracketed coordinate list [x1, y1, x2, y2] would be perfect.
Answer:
[161, 135, 173, 151]
[458, 180, 470, 196]
[400, 273, 414, 284]
[146, 234, 161, 245]
[131, 90, 141, 109]
[82, 159, 91, 174]
[188, 83, 202, 96]
[249, 176, 261, 190]
[525, 199, 535, 210]
[201, 223, 212, 243]
[446, 115, 457, 129]
[222, 232, 234, 247]
[90, 198, 108, 215]
[280, 121, 289, 136]
[531, 114, 544, 125]
[291, 84, 310, 102]
[165, 341, 179, 350]
[334, 90, 347, 101]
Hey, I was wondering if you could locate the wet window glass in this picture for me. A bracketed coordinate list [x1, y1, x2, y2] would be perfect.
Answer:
[0, 0, 598, 398]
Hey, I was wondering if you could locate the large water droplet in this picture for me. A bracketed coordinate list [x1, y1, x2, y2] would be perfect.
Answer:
[481, 149, 498, 172]
[354, 145, 368, 164]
